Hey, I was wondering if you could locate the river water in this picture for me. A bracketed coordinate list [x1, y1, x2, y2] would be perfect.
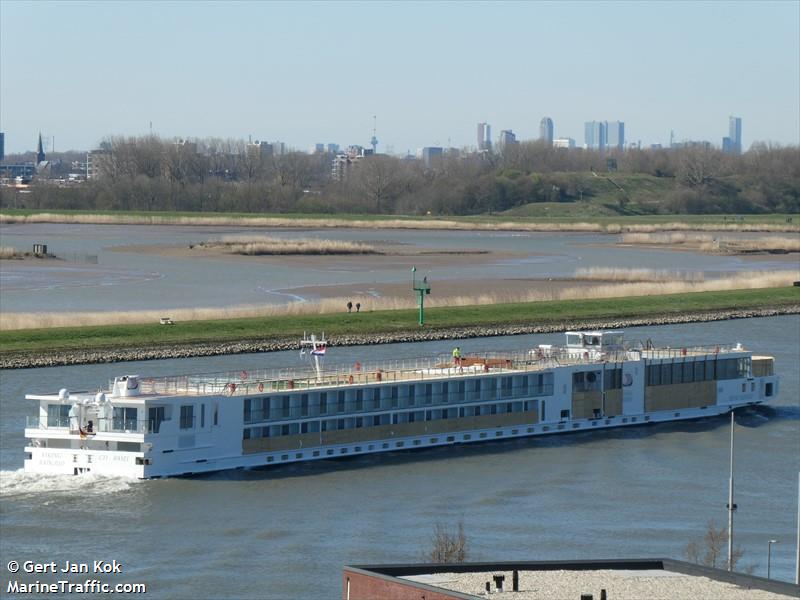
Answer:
[1, 317, 798, 598]
[1, 223, 793, 313]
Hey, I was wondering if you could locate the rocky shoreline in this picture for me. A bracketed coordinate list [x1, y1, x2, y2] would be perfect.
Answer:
[2, 306, 797, 370]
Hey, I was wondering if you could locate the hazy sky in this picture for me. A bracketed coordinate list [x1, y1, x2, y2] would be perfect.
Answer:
[1, 1, 798, 154]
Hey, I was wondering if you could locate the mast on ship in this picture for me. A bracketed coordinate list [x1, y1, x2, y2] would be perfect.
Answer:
[300, 332, 327, 381]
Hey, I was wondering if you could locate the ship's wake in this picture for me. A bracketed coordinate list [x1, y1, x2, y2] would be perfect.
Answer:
[0, 469, 136, 498]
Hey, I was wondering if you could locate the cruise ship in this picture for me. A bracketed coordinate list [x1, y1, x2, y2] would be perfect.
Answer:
[23, 331, 779, 479]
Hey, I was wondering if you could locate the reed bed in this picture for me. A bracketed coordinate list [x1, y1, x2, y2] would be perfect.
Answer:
[199, 236, 378, 255]
[2, 212, 797, 233]
[2, 270, 796, 331]
[621, 232, 800, 253]
[573, 267, 705, 282]
[0, 246, 20, 259]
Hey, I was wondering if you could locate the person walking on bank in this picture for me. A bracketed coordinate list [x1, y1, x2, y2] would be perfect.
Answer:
[356, 302, 361, 313]
[347, 301, 353, 313]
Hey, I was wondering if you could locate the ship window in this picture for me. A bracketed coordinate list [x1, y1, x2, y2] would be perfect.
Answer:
[694, 361, 705, 382]
[683, 361, 694, 383]
[373, 415, 381, 426]
[567, 334, 582, 346]
[661, 363, 672, 385]
[501, 377, 513, 398]
[243, 428, 251, 440]
[407, 385, 416, 406]
[355, 389, 363, 411]
[243, 398, 252, 422]
[356, 417, 364, 428]
[519, 376, 528, 396]
[200, 404, 205, 428]
[390, 386, 399, 408]
[214, 403, 219, 426]
[408, 412, 415, 423]
[337, 391, 345, 413]
[741, 383, 746, 392]
[114, 407, 138, 431]
[301, 394, 309, 416]
[47, 404, 71, 428]
[179, 405, 194, 429]
[560, 409, 570, 420]
[424, 384, 432, 404]
[319, 392, 327, 415]
[766, 382, 773, 397]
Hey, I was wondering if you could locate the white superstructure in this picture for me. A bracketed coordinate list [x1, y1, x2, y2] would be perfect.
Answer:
[23, 331, 779, 479]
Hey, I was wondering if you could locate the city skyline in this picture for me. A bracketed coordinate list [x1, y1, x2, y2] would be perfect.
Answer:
[1, 1, 798, 154]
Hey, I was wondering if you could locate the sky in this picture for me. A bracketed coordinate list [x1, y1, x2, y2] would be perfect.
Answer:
[1, 1, 798, 155]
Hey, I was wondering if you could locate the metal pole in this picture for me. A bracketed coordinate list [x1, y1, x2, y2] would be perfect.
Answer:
[796, 472, 799, 585]
[727, 410, 735, 572]
[768, 539, 777, 579]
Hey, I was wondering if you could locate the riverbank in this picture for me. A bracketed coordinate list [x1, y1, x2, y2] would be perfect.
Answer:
[2, 209, 798, 233]
[2, 287, 797, 368]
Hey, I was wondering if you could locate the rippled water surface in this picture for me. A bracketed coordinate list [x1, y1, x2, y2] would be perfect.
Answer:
[1, 317, 798, 598]
[1, 223, 792, 312]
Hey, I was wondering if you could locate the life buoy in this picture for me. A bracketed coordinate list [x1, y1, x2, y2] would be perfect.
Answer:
[258, 382, 264, 392]
[348, 375, 354, 384]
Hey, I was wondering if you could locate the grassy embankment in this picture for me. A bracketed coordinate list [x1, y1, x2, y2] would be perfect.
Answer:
[1, 287, 797, 358]
[1, 208, 798, 232]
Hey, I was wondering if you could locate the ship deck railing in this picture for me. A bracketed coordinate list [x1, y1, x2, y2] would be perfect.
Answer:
[116, 343, 742, 398]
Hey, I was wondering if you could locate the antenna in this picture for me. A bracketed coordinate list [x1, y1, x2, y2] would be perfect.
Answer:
[370, 115, 378, 154]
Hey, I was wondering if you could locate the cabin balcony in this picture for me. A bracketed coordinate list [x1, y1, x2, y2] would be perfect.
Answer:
[25, 416, 166, 436]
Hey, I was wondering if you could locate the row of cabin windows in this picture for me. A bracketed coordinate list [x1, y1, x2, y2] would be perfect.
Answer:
[243, 400, 536, 440]
[646, 358, 749, 387]
[243, 374, 554, 424]
[572, 368, 622, 392]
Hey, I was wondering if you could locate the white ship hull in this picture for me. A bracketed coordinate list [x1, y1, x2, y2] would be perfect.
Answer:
[22, 332, 780, 479]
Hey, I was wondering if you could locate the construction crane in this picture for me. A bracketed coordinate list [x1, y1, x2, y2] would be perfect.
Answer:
[370, 115, 378, 154]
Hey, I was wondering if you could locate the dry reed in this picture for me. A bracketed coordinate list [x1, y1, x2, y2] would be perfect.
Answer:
[573, 267, 705, 282]
[0, 246, 20, 259]
[621, 232, 800, 253]
[199, 236, 378, 255]
[2, 270, 796, 331]
[2, 212, 797, 233]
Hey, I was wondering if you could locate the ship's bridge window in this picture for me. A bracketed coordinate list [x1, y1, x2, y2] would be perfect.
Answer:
[566, 334, 583, 347]
[47, 404, 71, 428]
[179, 405, 194, 429]
[586, 336, 601, 347]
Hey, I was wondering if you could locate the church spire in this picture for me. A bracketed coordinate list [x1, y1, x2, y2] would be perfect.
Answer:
[36, 132, 45, 164]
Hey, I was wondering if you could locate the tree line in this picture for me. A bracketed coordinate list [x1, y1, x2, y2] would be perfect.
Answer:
[2, 135, 798, 215]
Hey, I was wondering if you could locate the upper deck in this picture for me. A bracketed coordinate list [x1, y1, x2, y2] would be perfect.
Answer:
[106, 341, 748, 401]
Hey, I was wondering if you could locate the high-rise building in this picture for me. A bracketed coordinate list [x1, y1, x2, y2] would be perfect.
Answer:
[605, 121, 625, 150]
[498, 130, 518, 152]
[726, 116, 742, 154]
[421, 147, 443, 167]
[477, 122, 492, 151]
[584, 121, 606, 150]
[539, 117, 554, 146]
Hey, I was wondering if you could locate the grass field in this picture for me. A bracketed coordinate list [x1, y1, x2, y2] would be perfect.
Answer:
[2, 287, 797, 357]
[1, 208, 798, 232]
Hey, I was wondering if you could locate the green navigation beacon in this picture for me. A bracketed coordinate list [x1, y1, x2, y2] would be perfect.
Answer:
[411, 266, 431, 326]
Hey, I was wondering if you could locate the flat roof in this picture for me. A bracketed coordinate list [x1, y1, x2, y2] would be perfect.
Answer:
[347, 559, 799, 600]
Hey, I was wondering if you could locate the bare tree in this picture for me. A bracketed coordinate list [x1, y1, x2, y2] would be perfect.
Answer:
[683, 520, 753, 573]
[426, 521, 468, 563]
